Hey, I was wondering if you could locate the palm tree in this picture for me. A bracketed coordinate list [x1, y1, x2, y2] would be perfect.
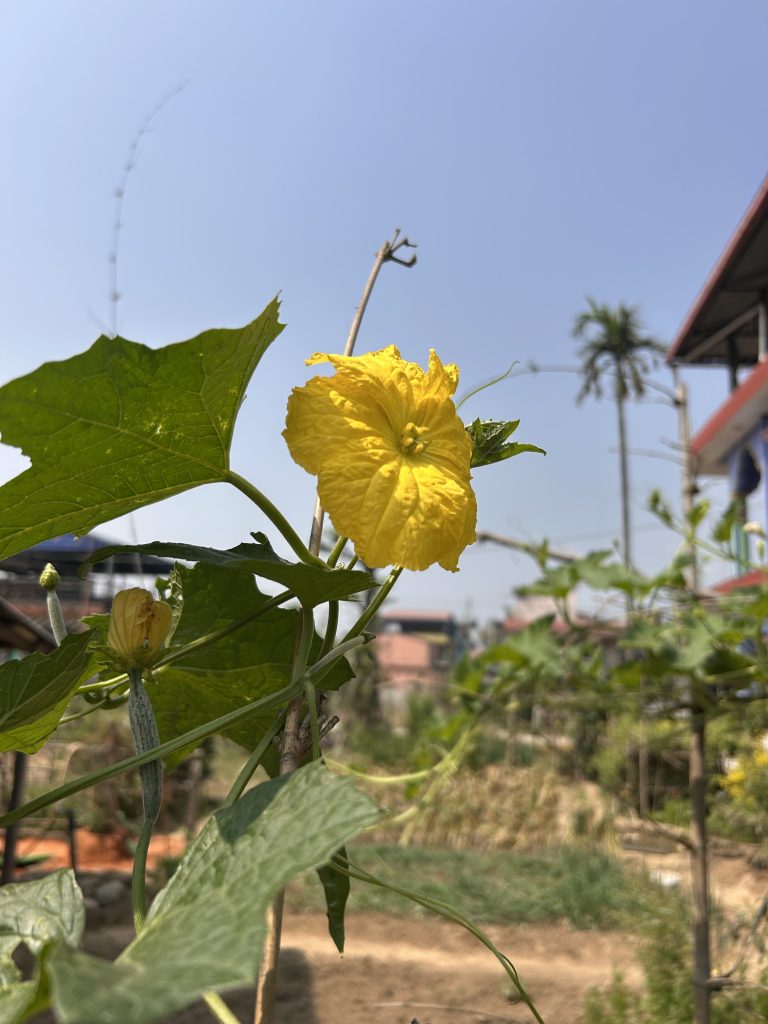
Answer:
[573, 299, 665, 571]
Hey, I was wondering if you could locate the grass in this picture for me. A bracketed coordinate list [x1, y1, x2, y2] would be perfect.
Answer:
[287, 842, 676, 931]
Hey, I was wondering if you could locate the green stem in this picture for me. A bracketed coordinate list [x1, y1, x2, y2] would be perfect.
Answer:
[225, 470, 326, 567]
[319, 601, 339, 661]
[294, 607, 315, 679]
[0, 680, 303, 828]
[341, 566, 402, 641]
[202, 992, 242, 1024]
[222, 714, 287, 808]
[325, 759, 431, 785]
[2, 639, 368, 829]
[60, 693, 128, 725]
[305, 634, 369, 685]
[304, 678, 321, 760]
[132, 823, 152, 932]
[337, 857, 545, 1024]
[326, 535, 348, 567]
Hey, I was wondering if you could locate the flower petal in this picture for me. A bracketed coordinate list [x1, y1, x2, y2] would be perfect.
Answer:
[284, 346, 476, 572]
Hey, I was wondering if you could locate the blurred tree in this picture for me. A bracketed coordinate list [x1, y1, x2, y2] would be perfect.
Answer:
[573, 299, 665, 571]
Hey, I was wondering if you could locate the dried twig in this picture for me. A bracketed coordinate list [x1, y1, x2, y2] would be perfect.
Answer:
[253, 230, 416, 1024]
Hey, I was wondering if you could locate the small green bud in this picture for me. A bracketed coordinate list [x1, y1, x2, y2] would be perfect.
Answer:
[39, 563, 60, 591]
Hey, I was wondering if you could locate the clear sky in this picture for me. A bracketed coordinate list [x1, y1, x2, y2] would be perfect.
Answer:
[1, 1, 767, 624]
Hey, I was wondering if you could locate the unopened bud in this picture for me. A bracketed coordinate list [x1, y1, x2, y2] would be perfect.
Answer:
[39, 563, 60, 591]
[107, 588, 172, 669]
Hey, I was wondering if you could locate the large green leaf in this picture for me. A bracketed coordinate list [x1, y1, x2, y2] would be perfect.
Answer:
[78, 535, 376, 608]
[0, 632, 94, 753]
[48, 763, 379, 1024]
[147, 563, 352, 768]
[0, 871, 83, 1021]
[0, 300, 284, 560]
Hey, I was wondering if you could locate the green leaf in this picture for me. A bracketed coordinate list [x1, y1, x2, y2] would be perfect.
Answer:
[0, 871, 83, 1022]
[47, 763, 379, 1024]
[0, 983, 38, 1023]
[712, 500, 739, 544]
[147, 563, 353, 769]
[466, 419, 545, 469]
[0, 300, 284, 560]
[502, 616, 563, 675]
[317, 848, 350, 953]
[78, 535, 376, 608]
[0, 633, 94, 753]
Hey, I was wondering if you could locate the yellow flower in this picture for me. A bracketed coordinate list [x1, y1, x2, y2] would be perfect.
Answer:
[283, 345, 476, 571]
[107, 588, 172, 669]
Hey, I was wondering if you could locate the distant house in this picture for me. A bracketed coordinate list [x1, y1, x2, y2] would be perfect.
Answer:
[0, 533, 172, 637]
[667, 174, 768, 589]
[373, 609, 471, 713]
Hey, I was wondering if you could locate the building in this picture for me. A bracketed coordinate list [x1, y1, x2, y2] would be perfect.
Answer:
[667, 174, 768, 584]
[0, 533, 172, 634]
[373, 609, 471, 714]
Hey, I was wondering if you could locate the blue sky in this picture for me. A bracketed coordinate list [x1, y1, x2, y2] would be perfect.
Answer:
[1, 1, 767, 623]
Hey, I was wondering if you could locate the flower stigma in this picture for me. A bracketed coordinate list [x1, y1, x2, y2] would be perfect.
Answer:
[400, 421, 428, 456]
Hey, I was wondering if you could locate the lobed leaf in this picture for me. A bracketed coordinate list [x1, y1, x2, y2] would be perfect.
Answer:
[0, 300, 283, 560]
[47, 763, 379, 1023]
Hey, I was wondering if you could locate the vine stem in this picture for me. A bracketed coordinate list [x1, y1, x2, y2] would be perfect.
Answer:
[337, 857, 545, 1024]
[308, 230, 416, 553]
[254, 231, 415, 1024]
[132, 824, 152, 932]
[225, 470, 326, 568]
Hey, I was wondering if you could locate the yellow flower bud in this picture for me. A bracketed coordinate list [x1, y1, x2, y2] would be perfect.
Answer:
[107, 588, 172, 669]
[39, 562, 60, 591]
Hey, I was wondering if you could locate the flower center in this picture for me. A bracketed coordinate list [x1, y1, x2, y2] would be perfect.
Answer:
[400, 421, 428, 456]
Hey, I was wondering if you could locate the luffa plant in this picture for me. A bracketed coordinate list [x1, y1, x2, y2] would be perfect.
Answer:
[0, 237, 544, 1024]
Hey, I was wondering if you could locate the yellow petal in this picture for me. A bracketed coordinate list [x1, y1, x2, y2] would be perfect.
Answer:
[107, 588, 172, 668]
[284, 346, 476, 572]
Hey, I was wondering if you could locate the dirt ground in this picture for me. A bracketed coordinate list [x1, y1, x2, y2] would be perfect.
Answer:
[26, 911, 640, 1024]
[15, 832, 768, 1024]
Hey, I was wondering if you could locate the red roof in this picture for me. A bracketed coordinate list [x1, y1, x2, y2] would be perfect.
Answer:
[668, 175, 768, 366]
[689, 359, 768, 474]
[712, 569, 768, 594]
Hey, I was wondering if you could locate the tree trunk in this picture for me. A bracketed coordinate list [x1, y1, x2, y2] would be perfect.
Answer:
[615, 390, 632, 572]
[1, 752, 28, 885]
[690, 702, 711, 1024]
[614, 386, 649, 812]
